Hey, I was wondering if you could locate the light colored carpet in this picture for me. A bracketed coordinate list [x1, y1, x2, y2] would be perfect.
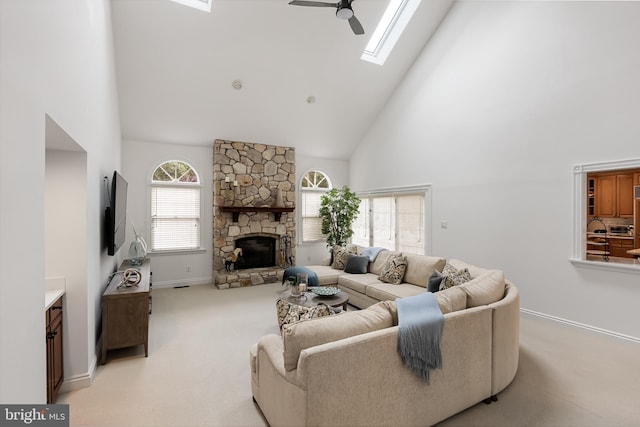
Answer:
[58, 283, 640, 427]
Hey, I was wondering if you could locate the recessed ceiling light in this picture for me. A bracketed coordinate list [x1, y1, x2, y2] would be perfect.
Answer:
[232, 80, 243, 90]
[306, 96, 316, 104]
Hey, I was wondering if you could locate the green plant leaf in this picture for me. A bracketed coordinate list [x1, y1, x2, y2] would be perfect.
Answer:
[319, 186, 360, 247]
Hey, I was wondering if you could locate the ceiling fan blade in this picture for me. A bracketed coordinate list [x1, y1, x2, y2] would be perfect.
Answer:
[348, 15, 364, 35]
[288, 1, 338, 8]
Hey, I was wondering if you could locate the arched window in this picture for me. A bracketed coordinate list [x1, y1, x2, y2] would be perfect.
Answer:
[151, 160, 201, 251]
[300, 170, 332, 242]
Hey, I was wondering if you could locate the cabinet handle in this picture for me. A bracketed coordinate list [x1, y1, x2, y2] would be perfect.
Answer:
[47, 332, 57, 339]
[51, 306, 62, 310]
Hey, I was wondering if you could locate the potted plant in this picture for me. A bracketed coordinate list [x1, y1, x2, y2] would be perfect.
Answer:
[319, 186, 361, 249]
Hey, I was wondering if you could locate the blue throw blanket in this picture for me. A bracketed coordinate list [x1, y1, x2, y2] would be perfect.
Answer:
[360, 246, 387, 261]
[397, 292, 444, 384]
[282, 266, 319, 287]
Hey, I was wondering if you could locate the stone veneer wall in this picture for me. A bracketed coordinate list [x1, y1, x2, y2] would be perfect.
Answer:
[213, 139, 296, 289]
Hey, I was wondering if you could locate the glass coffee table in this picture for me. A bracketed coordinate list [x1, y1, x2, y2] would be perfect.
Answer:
[280, 288, 349, 311]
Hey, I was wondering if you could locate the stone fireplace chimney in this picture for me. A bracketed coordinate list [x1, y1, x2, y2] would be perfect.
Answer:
[213, 140, 296, 289]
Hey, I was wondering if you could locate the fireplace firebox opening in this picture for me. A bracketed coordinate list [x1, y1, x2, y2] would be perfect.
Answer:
[234, 236, 277, 269]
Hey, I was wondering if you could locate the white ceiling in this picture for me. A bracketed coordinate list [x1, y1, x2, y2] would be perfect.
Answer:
[110, 0, 452, 159]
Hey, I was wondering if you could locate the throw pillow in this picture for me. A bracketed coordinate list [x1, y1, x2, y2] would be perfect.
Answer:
[439, 263, 472, 291]
[378, 255, 408, 285]
[344, 254, 369, 274]
[276, 299, 332, 330]
[427, 270, 443, 293]
[331, 244, 358, 270]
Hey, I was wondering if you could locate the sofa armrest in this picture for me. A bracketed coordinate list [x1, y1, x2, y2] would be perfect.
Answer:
[296, 306, 493, 427]
[488, 280, 520, 395]
[252, 334, 308, 427]
[255, 334, 306, 389]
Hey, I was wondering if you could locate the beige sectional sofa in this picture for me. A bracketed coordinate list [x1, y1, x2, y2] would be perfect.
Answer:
[250, 249, 520, 427]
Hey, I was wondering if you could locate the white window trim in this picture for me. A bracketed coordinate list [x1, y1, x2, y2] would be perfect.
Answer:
[356, 184, 432, 254]
[361, 0, 421, 66]
[570, 159, 640, 273]
[169, 0, 212, 13]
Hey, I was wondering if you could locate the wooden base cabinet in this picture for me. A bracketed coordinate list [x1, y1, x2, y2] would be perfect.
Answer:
[46, 296, 63, 404]
[101, 258, 151, 364]
[608, 237, 634, 259]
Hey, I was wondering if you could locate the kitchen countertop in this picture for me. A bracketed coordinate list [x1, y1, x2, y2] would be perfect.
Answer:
[45, 289, 65, 310]
[586, 233, 635, 240]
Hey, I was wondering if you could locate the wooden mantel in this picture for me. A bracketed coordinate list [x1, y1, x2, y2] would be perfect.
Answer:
[219, 206, 295, 222]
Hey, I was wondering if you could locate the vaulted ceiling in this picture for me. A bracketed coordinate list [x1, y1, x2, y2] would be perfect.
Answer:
[110, 0, 452, 159]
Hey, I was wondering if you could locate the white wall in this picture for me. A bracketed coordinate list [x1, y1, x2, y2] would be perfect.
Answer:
[0, 0, 121, 402]
[122, 140, 214, 287]
[45, 147, 89, 395]
[350, 1, 640, 339]
[295, 155, 350, 265]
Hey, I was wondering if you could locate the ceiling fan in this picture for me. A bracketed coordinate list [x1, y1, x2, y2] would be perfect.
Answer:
[288, 0, 365, 35]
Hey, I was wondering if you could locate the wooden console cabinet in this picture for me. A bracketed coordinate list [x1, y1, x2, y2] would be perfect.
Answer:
[101, 258, 151, 364]
[46, 295, 64, 403]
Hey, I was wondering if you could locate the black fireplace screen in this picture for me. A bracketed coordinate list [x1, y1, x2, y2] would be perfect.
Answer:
[235, 236, 276, 269]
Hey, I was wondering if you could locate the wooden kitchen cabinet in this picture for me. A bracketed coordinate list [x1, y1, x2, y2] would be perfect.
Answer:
[101, 258, 151, 364]
[594, 173, 634, 218]
[46, 296, 64, 404]
[608, 237, 634, 258]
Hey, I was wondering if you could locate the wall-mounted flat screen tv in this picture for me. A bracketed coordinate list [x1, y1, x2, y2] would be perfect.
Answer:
[105, 171, 128, 256]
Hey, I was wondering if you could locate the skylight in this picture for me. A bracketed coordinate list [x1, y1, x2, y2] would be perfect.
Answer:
[361, 0, 422, 66]
[170, 0, 212, 13]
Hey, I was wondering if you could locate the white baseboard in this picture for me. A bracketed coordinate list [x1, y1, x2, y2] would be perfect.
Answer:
[520, 308, 640, 344]
[59, 340, 99, 395]
[152, 276, 212, 289]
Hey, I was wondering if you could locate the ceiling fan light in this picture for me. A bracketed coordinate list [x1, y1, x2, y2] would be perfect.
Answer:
[336, 7, 353, 20]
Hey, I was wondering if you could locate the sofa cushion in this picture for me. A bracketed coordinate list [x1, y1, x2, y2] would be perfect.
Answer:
[439, 263, 472, 290]
[302, 265, 342, 286]
[369, 250, 400, 276]
[402, 254, 446, 287]
[365, 282, 425, 301]
[378, 255, 408, 284]
[459, 269, 506, 307]
[344, 254, 369, 274]
[427, 270, 443, 293]
[338, 273, 383, 294]
[434, 286, 467, 314]
[331, 244, 360, 270]
[446, 259, 488, 278]
[281, 302, 394, 371]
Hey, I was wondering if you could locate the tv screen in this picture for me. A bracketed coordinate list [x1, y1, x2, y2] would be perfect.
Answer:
[106, 171, 128, 256]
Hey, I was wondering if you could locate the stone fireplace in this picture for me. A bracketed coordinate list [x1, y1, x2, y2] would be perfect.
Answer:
[213, 140, 296, 289]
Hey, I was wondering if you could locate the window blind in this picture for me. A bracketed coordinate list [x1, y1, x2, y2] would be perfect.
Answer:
[397, 195, 423, 253]
[372, 197, 396, 249]
[351, 198, 370, 247]
[301, 190, 324, 242]
[356, 192, 425, 254]
[151, 186, 201, 251]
